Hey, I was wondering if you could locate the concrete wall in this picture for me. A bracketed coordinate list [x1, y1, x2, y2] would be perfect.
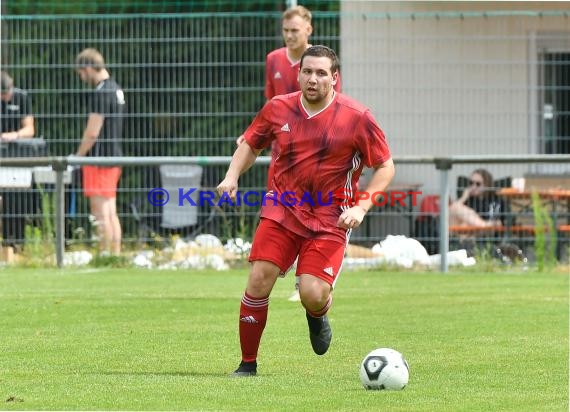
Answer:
[341, 1, 570, 195]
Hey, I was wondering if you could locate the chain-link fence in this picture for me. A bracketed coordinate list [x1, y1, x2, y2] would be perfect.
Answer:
[1, 1, 569, 264]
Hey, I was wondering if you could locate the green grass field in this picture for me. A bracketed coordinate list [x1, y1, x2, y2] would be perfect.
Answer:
[1, 267, 568, 411]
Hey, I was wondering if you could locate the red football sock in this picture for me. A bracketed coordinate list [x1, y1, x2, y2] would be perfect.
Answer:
[239, 292, 269, 363]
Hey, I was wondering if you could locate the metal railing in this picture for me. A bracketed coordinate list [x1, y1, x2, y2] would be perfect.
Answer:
[1, 154, 569, 271]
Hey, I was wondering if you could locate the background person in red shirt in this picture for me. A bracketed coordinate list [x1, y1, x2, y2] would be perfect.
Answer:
[218, 45, 395, 377]
[264, 5, 342, 100]
[238, 5, 342, 153]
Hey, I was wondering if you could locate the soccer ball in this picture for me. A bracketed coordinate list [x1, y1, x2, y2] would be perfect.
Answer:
[360, 348, 409, 390]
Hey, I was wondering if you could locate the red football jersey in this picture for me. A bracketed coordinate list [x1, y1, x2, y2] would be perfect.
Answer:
[243, 91, 391, 243]
[265, 47, 342, 100]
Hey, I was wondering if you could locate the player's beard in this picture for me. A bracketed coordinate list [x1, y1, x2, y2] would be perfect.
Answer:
[303, 84, 332, 104]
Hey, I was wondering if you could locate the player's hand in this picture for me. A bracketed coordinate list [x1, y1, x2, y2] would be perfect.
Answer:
[217, 177, 239, 201]
[236, 135, 245, 146]
[337, 205, 367, 229]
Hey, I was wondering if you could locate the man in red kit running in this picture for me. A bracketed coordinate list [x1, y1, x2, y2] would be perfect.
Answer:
[217, 45, 395, 377]
[237, 5, 342, 302]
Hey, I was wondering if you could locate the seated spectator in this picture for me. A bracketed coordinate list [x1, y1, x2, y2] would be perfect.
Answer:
[450, 168, 506, 228]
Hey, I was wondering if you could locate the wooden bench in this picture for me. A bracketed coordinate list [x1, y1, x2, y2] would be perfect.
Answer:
[449, 225, 537, 235]
[449, 224, 570, 237]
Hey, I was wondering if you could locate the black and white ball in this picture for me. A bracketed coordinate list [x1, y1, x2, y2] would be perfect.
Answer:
[360, 348, 409, 390]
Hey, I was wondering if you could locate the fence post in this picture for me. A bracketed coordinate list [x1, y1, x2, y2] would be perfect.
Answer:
[53, 158, 67, 268]
[435, 158, 452, 273]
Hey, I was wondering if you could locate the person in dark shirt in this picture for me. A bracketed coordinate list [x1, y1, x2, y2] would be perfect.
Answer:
[0, 71, 35, 141]
[74, 48, 125, 255]
[0, 71, 37, 249]
[450, 168, 507, 227]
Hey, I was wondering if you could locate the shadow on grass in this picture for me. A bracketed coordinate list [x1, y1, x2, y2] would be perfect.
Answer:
[98, 370, 277, 378]
[98, 370, 226, 377]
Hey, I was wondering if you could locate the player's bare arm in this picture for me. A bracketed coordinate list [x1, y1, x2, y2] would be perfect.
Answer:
[76, 113, 104, 156]
[337, 158, 395, 229]
[1, 115, 35, 141]
[18, 115, 35, 138]
[217, 141, 261, 200]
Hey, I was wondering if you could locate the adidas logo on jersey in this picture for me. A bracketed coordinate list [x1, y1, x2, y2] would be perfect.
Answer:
[280, 123, 290, 132]
[323, 267, 334, 276]
[274, 71, 282, 79]
[240, 315, 258, 324]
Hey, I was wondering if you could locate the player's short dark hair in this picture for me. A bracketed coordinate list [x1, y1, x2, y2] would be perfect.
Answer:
[0, 71, 13, 93]
[75, 48, 106, 70]
[300, 45, 340, 74]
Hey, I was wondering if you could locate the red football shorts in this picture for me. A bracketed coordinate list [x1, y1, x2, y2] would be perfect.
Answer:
[82, 166, 121, 198]
[249, 218, 347, 287]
